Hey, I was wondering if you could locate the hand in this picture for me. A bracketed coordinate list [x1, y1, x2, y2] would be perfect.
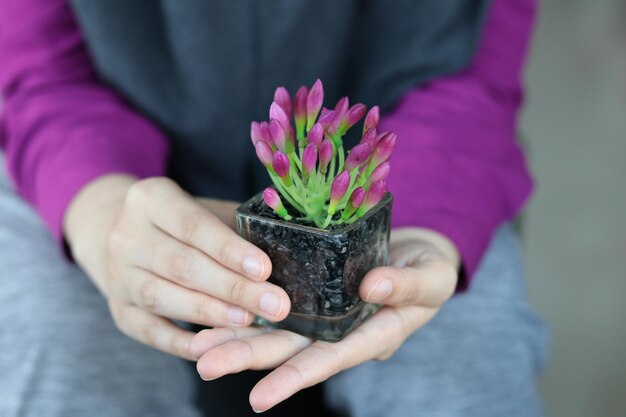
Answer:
[64, 175, 291, 360]
[190, 227, 459, 412]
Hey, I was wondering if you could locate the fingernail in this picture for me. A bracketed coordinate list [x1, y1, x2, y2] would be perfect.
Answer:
[366, 279, 392, 302]
[260, 292, 281, 317]
[243, 256, 263, 278]
[227, 306, 250, 326]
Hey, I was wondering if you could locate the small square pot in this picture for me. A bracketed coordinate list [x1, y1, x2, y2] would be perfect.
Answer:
[235, 191, 392, 342]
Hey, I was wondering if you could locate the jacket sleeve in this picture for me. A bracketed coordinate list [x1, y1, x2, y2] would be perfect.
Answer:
[383, 0, 537, 290]
[0, 0, 169, 244]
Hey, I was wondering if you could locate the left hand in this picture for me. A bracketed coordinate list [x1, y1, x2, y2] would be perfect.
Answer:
[190, 227, 460, 413]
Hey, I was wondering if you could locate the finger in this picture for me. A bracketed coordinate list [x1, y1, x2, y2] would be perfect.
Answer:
[190, 327, 268, 360]
[131, 231, 290, 322]
[109, 302, 196, 360]
[126, 178, 272, 281]
[249, 305, 436, 412]
[195, 330, 311, 380]
[359, 261, 457, 308]
[125, 267, 254, 328]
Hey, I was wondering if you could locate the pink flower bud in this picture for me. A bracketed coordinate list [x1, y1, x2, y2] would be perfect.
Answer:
[259, 121, 273, 145]
[254, 141, 273, 167]
[307, 123, 323, 149]
[364, 180, 387, 209]
[306, 79, 324, 129]
[344, 103, 367, 129]
[294, 85, 308, 131]
[360, 128, 377, 148]
[263, 188, 291, 219]
[270, 102, 291, 133]
[319, 139, 333, 174]
[330, 170, 350, 203]
[369, 161, 390, 183]
[349, 187, 366, 208]
[334, 96, 349, 115]
[273, 86, 292, 119]
[302, 144, 318, 175]
[345, 143, 371, 171]
[263, 188, 282, 211]
[269, 119, 287, 152]
[363, 106, 380, 132]
[250, 121, 262, 145]
[371, 132, 397, 164]
[318, 110, 337, 132]
[329, 96, 349, 133]
[272, 151, 290, 178]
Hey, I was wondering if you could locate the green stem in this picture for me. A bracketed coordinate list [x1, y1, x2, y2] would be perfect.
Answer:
[337, 145, 345, 173]
[289, 151, 302, 172]
[269, 173, 305, 213]
[321, 211, 333, 229]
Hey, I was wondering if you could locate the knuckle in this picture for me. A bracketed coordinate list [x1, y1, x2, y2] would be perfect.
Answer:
[137, 279, 159, 310]
[179, 212, 203, 243]
[165, 250, 195, 284]
[228, 279, 248, 305]
[142, 322, 159, 347]
[126, 180, 152, 205]
[312, 342, 343, 371]
[126, 177, 173, 206]
[217, 236, 238, 267]
[170, 332, 190, 358]
[194, 298, 214, 322]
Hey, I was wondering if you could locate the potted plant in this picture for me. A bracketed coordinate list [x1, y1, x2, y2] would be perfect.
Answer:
[236, 80, 396, 342]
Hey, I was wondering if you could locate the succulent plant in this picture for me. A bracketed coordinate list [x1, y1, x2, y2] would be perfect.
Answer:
[252, 79, 396, 229]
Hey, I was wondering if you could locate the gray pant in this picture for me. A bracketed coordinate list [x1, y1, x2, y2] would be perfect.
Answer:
[0, 162, 548, 417]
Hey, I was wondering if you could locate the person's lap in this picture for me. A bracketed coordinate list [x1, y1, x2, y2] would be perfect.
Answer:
[0, 159, 548, 417]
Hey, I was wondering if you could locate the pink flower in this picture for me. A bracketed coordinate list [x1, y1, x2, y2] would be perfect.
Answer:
[263, 188, 282, 211]
[363, 106, 380, 133]
[319, 139, 333, 174]
[294, 85, 309, 135]
[318, 109, 337, 132]
[360, 128, 377, 148]
[273, 86, 292, 119]
[330, 170, 350, 203]
[270, 102, 291, 131]
[328, 96, 349, 135]
[349, 187, 366, 208]
[269, 119, 287, 152]
[307, 123, 323, 149]
[302, 144, 318, 175]
[371, 132, 397, 165]
[369, 161, 390, 183]
[263, 187, 291, 219]
[254, 141, 273, 168]
[363, 180, 387, 210]
[250, 121, 262, 145]
[272, 151, 290, 179]
[306, 79, 324, 130]
[345, 143, 371, 171]
[344, 103, 367, 130]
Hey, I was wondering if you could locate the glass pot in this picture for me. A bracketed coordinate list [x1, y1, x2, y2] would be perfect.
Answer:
[235, 191, 392, 342]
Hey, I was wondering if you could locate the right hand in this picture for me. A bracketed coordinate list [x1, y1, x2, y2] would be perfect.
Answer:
[64, 175, 290, 360]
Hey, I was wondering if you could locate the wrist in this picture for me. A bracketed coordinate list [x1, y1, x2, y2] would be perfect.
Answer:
[63, 174, 137, 293]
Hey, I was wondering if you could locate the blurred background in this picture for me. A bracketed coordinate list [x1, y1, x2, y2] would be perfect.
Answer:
[522, 0, 626, 416]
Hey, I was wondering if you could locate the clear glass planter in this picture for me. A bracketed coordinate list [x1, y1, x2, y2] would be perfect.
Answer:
[235, 191, 392, 342]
